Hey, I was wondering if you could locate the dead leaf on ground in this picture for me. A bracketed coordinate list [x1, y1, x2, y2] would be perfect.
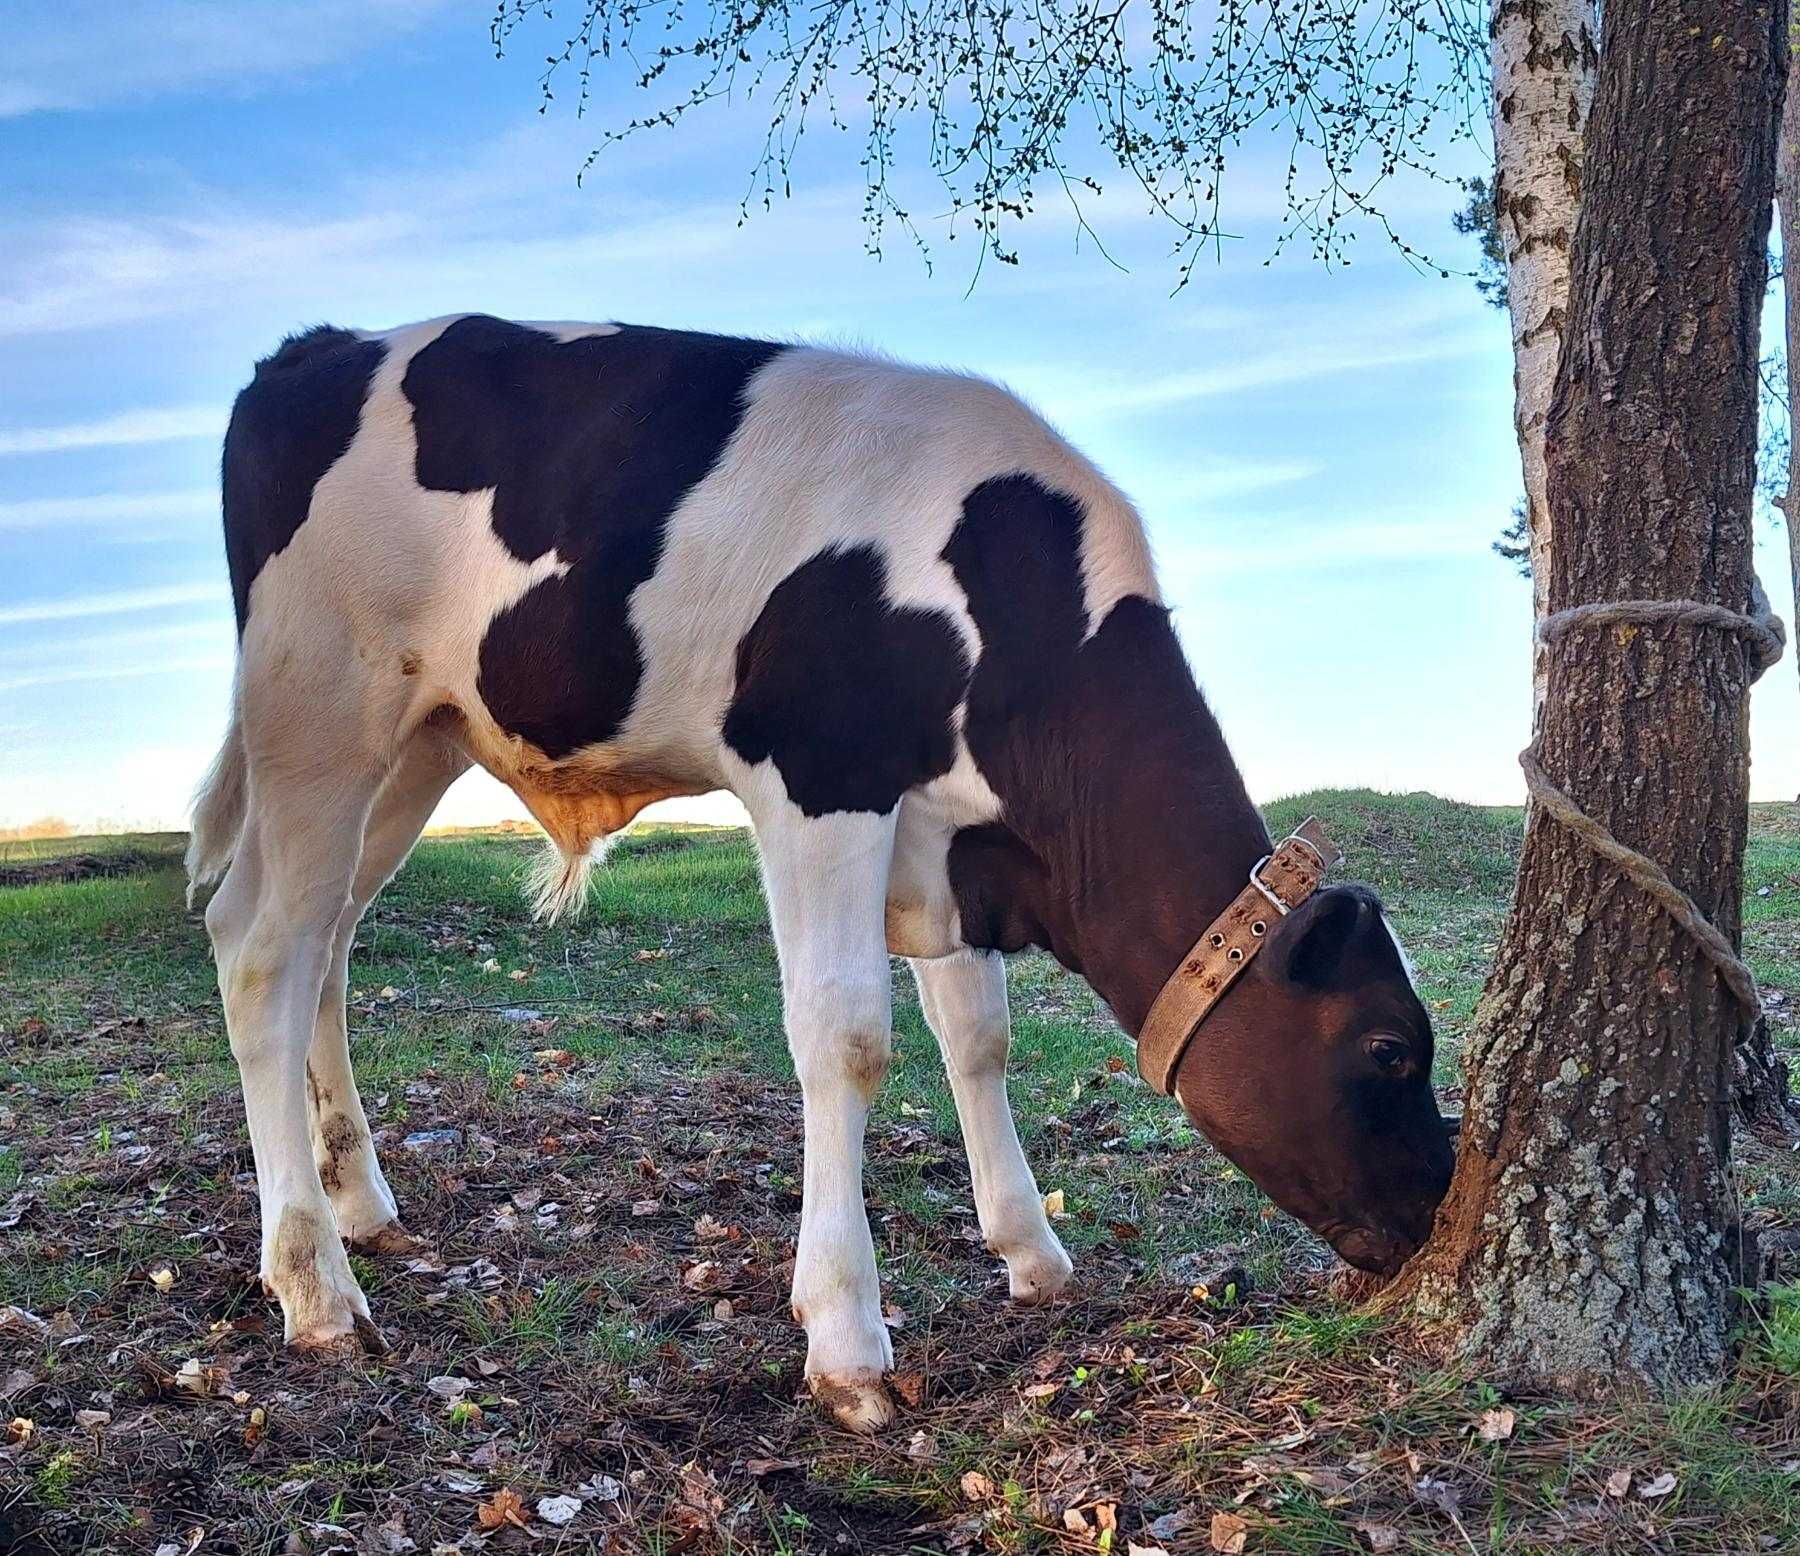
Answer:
[1477, 1406, 1516, 1442]
[536, 1494, 582, 1526]
[961, 1471, 996, 1502]
[1209, 1510, 1249, 1553]
[1413, 1475, 1463, 1518]
[476, 1487, 528, 1530]
[1605, 1468, 1632, 1498]
[892, 1369, 927, 1407]
[1639, 1471, 1678, 1499]
[1355, 1522, 1400, 1553]
[173, 1358, 224, 1398]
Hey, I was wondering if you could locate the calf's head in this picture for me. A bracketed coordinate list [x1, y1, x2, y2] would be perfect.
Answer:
[1169, 884, 1453, 1275]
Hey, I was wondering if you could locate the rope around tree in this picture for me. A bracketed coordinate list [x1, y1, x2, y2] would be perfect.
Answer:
[1522, 588, 1787, 1027]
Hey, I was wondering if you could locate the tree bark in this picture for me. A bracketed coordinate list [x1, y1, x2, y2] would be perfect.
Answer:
[1491, 0, 1597, 718]
[1735, 11, 1800, 1129]
[1781, 21, 1800, 711]
[1393, 0, 1785, 1389]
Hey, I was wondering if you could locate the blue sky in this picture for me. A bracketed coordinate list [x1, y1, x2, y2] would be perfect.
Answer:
[2, 0, 1793, 832]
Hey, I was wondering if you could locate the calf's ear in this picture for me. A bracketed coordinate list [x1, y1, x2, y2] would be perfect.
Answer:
[1280, 885, 1368, 989]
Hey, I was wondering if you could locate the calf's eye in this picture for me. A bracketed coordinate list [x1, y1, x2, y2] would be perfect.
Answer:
[1366, 1035, 1409, 1073]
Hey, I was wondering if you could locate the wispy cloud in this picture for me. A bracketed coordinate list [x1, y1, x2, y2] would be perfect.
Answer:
[2, 1, 450, 117]
[0, 616, 226, 667]
[0, 654, 233, 695]
[1079, 331, 1490, 416]
[0, 582, 225, 627]
[1156, 517, 1488, 580]
[0, 404, 224, 455]
[0, 489, 215, 530]
[1178, 458, 1322, 502]
[1011, 300, 1497, 424]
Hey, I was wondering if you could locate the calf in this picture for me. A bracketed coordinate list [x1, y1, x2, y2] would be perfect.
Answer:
[189, 315, 1453, 1429]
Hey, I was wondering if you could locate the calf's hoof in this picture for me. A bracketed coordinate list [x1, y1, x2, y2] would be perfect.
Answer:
[288, 1311, 388, 1357]
[809, 1369, 896, 1433]
[266, 1205, 383, 1356]
[347, 1219, 426, 1256]
[1006, 1241, 1074, 1306]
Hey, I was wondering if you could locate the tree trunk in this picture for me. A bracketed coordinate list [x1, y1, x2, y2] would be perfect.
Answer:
[1782, 26, 1800, 710]
[1394, 0, 1785, 1389]
[1491, 0, 1597, 718]
[1735, 13, 1800, 1129]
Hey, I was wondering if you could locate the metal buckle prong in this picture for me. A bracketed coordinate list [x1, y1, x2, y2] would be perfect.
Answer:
[1286, 832, 1328, 870]
[1249, 854, 1291, 916]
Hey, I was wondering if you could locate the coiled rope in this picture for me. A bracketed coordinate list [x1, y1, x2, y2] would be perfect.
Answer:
[1521, 584, 1787, 1024]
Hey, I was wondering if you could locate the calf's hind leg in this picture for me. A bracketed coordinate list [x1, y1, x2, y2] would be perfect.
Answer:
[307, 732, 469, 1249]
[911, 950, 1071, 1302]
[206, 750, 387, 1352]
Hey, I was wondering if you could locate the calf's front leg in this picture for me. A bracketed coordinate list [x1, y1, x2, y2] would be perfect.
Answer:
[911, 949, 1071, 1302]
[745, 796, 900, 1432]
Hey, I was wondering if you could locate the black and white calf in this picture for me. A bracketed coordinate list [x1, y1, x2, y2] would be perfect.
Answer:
[189, 316, 1451, 1430]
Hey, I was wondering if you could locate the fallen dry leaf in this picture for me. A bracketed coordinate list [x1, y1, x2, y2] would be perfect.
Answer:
[960, 1471, 996, 1502]
[1043, 1188, 1067, 1218]
[476, 1487, 528, 1530]
[148, 1266, 176, 1293]
[1605, 1468, 1632, 1498]
[1355, 1522, 1399, 1553]
[891, 1369, 927, 1408]
[5, 1416, 33, 1446]
[1063, 1507, 1090, 1534]
[1209, 1510, 1249, 1554]
[536, 1494, 582, 1526]
[1477, 1406, 1516, 1442]
[173, 1358, 222, 1398]
[0, 1306, 48, 1339]
[1639, 1470, 1678, 1499]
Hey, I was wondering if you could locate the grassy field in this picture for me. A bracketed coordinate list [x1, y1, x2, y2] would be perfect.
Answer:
[1, 791, 1797, 1554]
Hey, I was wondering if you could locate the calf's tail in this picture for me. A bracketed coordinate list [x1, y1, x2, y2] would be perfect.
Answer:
[185, 678, 247, 907]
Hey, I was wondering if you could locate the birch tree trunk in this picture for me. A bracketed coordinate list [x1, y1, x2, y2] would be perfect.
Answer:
[1393, 0, 1784, 1389]
[1491, 0, 1597, 718]
[1782, 26, 1800, 708]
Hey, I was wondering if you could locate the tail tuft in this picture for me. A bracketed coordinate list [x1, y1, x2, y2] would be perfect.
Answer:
[525, 834, 610, 923]
[185, 702, 247, 908]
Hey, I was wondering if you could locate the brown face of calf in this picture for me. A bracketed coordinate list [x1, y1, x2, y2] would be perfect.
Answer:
[1170, 884, 1453, 1276]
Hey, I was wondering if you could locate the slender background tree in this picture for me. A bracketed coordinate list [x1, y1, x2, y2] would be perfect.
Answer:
[1485, 0, 1594, 718]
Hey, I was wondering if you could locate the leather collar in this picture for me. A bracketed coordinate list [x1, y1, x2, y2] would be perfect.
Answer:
[1136, 817, 1342, 1095]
